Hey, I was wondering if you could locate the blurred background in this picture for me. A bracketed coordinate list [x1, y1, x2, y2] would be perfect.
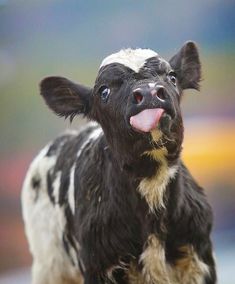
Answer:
[0, 0, 234, 283]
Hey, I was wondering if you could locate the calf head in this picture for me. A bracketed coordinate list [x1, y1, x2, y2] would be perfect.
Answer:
[40, 41, 201, 172]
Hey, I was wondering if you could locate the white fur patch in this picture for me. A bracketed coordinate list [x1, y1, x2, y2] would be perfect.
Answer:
[68, 163, 76, 214]
[100, 48, 158, 73]
[77, 126, 103, 157]
[22, 145, 82, 284]
[52, 171, 62, 204]
[89, 126, 103, 140]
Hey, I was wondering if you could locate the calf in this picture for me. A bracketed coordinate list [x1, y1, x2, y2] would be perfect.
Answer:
[22, 41, 216, 284]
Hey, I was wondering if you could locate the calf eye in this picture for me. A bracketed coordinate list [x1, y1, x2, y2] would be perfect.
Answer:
[168, 71, 177, 86]
[99, 86, 110, 102]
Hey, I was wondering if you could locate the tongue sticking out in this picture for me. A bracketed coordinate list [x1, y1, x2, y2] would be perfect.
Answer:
[130, 108, 165, 132]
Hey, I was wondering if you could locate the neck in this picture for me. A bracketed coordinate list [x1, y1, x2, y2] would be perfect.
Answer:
[100, 132, 181, 212]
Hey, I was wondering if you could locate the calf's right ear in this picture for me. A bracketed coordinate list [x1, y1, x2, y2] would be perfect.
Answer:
[40, 76, 92, 121]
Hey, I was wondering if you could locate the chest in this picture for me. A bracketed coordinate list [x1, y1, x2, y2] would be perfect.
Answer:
[73, 179, 143, 272]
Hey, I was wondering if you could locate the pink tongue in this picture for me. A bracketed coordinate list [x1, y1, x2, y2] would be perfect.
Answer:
[130, 108, 165, 132]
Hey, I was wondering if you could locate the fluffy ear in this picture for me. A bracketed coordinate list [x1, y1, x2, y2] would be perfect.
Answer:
[169, 41, 201, 90]
[40, 76, 92, 121]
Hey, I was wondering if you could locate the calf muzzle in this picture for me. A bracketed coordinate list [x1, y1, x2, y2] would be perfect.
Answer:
[132, 84, 168, 107]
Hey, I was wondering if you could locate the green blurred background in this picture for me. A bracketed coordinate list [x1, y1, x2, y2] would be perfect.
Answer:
[0, 0, 235, 283]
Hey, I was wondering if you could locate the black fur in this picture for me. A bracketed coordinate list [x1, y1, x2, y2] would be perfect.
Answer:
[30, 42, 216, 283]
[31, 175, 41, 202]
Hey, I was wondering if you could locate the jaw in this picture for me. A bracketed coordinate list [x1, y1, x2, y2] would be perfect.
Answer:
[134, 113, 183, 163]
[101, 112, 182, 176]
[129, 110, 176, 145]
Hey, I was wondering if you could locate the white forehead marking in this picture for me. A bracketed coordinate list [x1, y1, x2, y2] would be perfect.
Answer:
[100, 48, 158, 73]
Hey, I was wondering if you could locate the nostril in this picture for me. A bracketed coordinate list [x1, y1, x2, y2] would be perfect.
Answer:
[133, 91, 144, 104]
[156, 87, 166, 101]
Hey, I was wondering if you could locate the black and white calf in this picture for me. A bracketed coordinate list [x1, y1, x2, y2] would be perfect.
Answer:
[22, 42, 216, 284]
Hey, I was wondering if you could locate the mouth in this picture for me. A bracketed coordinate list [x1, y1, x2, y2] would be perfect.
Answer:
[130, 108, 165, 133]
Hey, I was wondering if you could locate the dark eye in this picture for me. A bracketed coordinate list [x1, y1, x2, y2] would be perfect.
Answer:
[98, 86, 110, 102]
[168, 71, 177, 86]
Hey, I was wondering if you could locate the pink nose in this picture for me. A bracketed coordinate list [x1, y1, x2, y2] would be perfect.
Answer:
[133, 85, 166, 105]
[150, 85, 166, 101]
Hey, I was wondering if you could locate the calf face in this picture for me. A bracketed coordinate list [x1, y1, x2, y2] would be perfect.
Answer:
[40, 41, 200, 171]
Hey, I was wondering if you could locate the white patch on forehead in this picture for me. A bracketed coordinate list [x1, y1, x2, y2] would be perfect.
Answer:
[100, 48, 158, 73]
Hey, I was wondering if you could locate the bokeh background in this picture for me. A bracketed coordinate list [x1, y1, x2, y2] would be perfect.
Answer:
[0, 0, 235, 283]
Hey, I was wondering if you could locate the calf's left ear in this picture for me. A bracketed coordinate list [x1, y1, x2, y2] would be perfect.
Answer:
[40, 76, 92, 121]
[169, 41, 201, 90]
